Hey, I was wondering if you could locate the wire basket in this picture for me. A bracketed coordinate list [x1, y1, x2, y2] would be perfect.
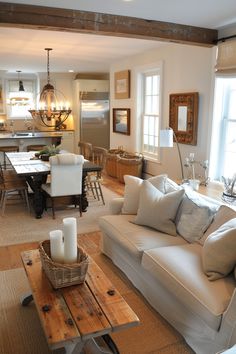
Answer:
[116, 154, 144, 183]
[39, 240, 89, 289]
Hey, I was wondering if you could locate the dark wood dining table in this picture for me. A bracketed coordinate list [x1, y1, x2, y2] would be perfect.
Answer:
[6, 152, 102, 219]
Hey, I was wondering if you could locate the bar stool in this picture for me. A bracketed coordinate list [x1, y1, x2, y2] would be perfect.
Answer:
[26, 145, 46, 152]
[0, 146, 19, 170]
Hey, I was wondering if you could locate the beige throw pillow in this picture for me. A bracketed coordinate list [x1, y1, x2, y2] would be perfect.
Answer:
[198, 205, 236, 245]
[134, 180, 185, 236]
[121, 174, 167, 214]
[202, 218, 236, 280]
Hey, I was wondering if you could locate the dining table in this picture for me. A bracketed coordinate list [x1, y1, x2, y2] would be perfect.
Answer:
[6, 152, 102, 219]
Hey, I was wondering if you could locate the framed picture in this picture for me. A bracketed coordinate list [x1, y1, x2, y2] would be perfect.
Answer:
[169, 92, 199, 145]
[0, 80, 5, 114]
[114, 70, 130, 99]
[113, 108, 130, 135]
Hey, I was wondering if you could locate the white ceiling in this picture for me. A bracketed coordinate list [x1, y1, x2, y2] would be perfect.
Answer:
[0, 0, 236, 74]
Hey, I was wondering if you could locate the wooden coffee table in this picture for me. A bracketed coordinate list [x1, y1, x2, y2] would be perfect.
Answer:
[21, 249, 139, 354]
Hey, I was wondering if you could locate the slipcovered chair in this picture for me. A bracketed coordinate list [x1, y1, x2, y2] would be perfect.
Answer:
[0, 163, 30, 216]
[41, 153, 84, 219]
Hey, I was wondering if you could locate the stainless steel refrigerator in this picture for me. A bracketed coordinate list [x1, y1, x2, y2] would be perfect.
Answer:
[80, 92, 110, 149]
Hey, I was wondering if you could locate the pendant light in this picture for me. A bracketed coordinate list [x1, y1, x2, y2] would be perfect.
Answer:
[8, 70, 31, 106]
[29, 48, 71, 130]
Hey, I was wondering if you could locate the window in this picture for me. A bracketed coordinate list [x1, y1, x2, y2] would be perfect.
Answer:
[210, 76, 236, 180]
[6, 79, 36, 119]
[141, 69, 161, 160]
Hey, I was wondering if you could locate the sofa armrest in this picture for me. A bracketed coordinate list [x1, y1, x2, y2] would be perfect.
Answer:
[109, 198, 124, 215]
[220, 288, 236, 347]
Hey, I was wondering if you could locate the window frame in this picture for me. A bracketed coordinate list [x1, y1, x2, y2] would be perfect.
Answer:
[5, 77, 37, 120]
[209, 74, 236, 180]
[138, 64, 162, 162]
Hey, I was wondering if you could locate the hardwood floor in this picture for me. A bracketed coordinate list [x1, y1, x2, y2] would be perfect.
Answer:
[0, 174, 124, 271]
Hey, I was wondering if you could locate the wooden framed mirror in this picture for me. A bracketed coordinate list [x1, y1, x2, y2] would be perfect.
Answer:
[169, 92, 199, 145]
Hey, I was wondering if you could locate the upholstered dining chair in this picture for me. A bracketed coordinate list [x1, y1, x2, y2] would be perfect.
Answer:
[41, 153, 84, 219]
[0, 163, 30, 216]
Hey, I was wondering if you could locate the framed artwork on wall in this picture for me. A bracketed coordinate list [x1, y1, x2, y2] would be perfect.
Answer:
[113, 108, 130, 135]
[0, 80, 5, 114]
[114, 70, 130, 99]
[169, 92, 199, 145]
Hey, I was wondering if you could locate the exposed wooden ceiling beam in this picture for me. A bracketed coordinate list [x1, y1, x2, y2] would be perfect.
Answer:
[0, 2, 218, 47]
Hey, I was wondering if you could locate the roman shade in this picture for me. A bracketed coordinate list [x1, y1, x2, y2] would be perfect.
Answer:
[215, 39, 236, 73]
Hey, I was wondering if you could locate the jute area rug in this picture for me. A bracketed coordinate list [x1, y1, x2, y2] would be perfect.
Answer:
[0, 186, 119, 246]
[0, 233, 195, 354]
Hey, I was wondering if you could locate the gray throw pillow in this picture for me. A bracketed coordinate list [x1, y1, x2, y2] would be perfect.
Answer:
[202, 218, 236, 280]
[134, 180, 185, 236]
[176, 190, 218, 243]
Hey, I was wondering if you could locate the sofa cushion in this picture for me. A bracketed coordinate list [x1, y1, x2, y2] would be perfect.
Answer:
[142, 243, 235, 331]
[199, 205, 236, 245]
[121, 174, 167, 215]
[99, 214, 187, 261]
[176, 190, 218, 243]
[134, 181, 184, 236]
[202, 218, 236, 280]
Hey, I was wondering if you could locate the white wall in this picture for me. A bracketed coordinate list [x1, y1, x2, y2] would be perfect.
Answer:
[110, 43, 216, 180]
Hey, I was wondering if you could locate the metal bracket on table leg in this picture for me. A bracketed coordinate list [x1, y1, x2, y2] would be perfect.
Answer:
[83, 335, 120, 354]
[20, 292, 34, 306]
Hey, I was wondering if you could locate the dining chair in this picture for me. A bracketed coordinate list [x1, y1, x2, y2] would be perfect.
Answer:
[78, 141, 93, 161]
[0, 163, 30, 216]
[41, 153, 84, 219]
[87, 146, 108, 205]
[0, 145, 19, 170]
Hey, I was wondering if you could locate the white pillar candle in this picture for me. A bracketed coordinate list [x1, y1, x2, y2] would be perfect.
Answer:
[49, 230, 64, 263]
[63, 217, 77, 264]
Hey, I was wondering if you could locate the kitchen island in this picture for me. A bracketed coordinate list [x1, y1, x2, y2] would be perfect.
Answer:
[0, 131, 62, 151]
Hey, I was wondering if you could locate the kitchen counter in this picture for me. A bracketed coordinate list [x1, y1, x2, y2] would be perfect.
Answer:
[0, 131, 63, 139]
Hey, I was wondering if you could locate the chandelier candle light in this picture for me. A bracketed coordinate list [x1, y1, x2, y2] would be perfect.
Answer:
[49, 217, 78, 264]
[29, 48, 71, 130]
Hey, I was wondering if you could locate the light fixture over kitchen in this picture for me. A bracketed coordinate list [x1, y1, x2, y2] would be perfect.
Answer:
[7, 70, 31, 106]
[29, 48, 71, 130]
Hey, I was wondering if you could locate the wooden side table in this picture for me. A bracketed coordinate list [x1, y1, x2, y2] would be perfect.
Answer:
[21, 249, 139, 354]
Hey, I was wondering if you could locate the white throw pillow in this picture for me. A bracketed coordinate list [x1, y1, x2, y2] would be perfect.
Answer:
[134, 180, 185, 236]
[202, 218, 236, 280]
[164, 178, 182, 193]
[121, 175, 143, 214]
[176, 190, 218, 243]
[148, 174, 167, 193]
[198, 205, 236, 245]
[121, 174, 167, 215]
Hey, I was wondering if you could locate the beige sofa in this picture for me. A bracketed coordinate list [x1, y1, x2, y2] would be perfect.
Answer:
[99, 175, 236, 354]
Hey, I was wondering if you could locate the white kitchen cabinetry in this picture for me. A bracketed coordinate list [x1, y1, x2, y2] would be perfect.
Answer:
[60, 131, 75, 153]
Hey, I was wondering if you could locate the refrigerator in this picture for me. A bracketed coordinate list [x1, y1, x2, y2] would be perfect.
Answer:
[80, 92, 110, 149]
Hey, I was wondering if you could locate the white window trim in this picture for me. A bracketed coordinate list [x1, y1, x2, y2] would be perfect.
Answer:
[134, 61, 163, 162]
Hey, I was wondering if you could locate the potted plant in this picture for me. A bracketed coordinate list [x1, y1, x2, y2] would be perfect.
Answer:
[36, 144, 61, 161]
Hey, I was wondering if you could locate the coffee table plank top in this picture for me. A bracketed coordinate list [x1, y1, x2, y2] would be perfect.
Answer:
[61, 283, 111, 340]
[86, 258, 140, 332]
[21, 249, 140, 351]
[21, 250, 80, 349]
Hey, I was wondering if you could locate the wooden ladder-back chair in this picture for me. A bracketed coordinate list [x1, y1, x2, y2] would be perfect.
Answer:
[78, 141, 93, 161]
[0, 164, 30, 216]
[41, 153, 84, 219]
[87, 146, 108, 205]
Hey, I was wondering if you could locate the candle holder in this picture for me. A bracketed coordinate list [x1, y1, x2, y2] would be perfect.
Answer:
[39, 240, 89, 289]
